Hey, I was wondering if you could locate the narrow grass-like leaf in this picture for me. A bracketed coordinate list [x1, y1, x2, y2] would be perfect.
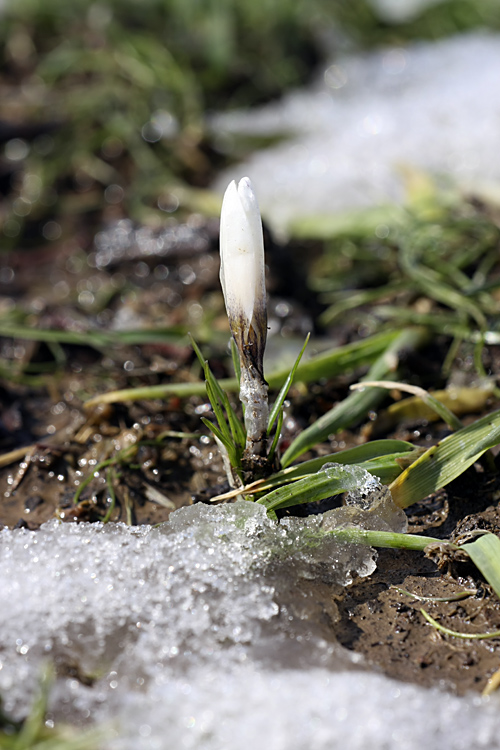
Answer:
[190, 333, 242, 439]
[358, 454, 419, 485]
[267, 329, 400, 388]
[256, 469, 351, 511]
[323, 527, 450, 551]
[400, 241, 487, 329]
[220, 390, 246, 449]
[1, 323, 185, 348]
[460, 533, 500, 601]
[281, 374, 390, 468]
[267, 333, 310, 434]
[200, 417, 237, 466]
[85, 381, 226, 407]
[188, 335, 243, 442]
[189, 333, 207, 369]
[320, 528, 500, 608]
[200, 358, 246, 449]
[203, 359, 228, 409]
[364, 383, 495, 431]
[319, 281, 407, 325]
[420, 609, 500, 639]
[230, 337, 241, 383]
[375, 305, 479, 339]
[204, 372, 233, 443]
[394, 587, 476, 602]
[153, 430, 201, 440]
[282, 327, 428, 467]
[350, 380, 464, 430]
[73, 458, 118, 505]
[73, 444, 138, 505]
[256, 459, 418, 513]
[267, 408, 284, 465]
[377, 305, 464, 328]
[390, 408, 500, 508]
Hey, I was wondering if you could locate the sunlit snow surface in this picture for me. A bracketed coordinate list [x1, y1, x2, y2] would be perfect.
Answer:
[1, 502, 500, 749]
[212, 33, 500, 235]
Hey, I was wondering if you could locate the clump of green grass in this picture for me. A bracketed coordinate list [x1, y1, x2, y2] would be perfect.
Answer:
[305, 195, 500, 375]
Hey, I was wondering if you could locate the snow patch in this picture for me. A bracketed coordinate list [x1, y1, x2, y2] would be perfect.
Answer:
[212, 34, 500, 234]
[1, 502, 499, 749]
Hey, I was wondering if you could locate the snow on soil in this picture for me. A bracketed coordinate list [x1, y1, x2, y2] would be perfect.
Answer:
[1, 501, 499, 749]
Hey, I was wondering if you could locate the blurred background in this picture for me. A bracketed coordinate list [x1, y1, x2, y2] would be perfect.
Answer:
[1, 0, 500, 245]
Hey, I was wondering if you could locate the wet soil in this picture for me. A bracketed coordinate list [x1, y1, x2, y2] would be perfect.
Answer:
[334, 535, 500, 696]
[1, 220, 500, 699]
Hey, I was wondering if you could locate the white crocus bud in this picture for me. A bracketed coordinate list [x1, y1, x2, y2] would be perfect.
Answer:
[219, 177, 269, 460]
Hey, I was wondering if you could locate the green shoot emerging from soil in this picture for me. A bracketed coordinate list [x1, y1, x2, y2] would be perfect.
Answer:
[191, 176, 309, 487]
[219, 178, 270, 464]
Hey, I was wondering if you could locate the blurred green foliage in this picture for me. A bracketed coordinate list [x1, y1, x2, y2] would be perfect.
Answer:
[0, 0, 328, 233]
[3, 0, 325, 108]
[304, 189, 500, 383]
[0, 666, 105, 749]
[1, 0, 500, 240]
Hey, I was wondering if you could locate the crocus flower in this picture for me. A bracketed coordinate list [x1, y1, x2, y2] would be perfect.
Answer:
[219, 177, 269, 459]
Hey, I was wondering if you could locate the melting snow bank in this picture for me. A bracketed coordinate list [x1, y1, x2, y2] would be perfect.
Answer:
[0, 501, 499, 749]
[211, 33, 500, 235]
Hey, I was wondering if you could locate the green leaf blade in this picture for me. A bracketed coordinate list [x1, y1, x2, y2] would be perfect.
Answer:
[462, 534, 500, 601]
[390, 408, 500, 508]
[282, 328, 428, 467]
[267, 333, 310, 434]
[258, 439, 414, 493]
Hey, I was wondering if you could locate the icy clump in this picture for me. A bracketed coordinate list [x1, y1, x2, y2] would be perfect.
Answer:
[336, 463, 407, 532]
[211, 33, 500, 234]
[317, 462, 408, 533]
[1, 502, 500, 749]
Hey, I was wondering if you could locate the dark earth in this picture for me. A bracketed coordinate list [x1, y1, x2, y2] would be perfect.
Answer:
[1, 216, 500, 700]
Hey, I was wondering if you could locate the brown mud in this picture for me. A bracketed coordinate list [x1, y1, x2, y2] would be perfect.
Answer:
[1, 228, 500, 699]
